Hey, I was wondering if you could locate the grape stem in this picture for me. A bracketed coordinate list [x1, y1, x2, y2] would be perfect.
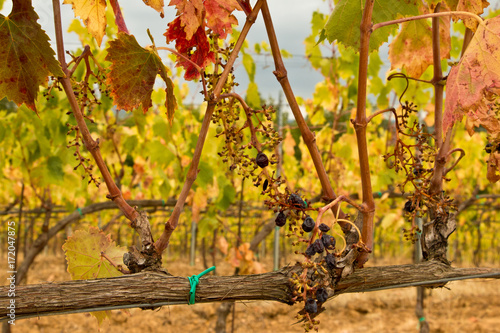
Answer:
[372, 11, 484, 31]
[153, 0, 266, 253]
[52, 0, 139, 224]
[259, 0, 347, 222]
[351, 0, 376, 266]
[156, 46, 208, 97]
[444, 148, 465, 176]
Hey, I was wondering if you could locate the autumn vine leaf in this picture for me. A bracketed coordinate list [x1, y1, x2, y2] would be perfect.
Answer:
[164, 0, 241, 80]
[0, 2, 64, 113]
[456, 0, 490, 31]
[204, 0, 241, 38]
[106, 32, 177, 120]
[389, 5, 451, 79]
[63, 226, 126, 280]
[319, 0, 419, 52]
[142, 0, 165, 17]
[63, 226, 127, 324]
[444, 16, 500, 183]
[443, 16, 500, 137]
[63, 0, 107, 46]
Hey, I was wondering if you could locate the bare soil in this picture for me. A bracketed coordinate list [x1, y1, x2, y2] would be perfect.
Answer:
[3, 254, 500, 333]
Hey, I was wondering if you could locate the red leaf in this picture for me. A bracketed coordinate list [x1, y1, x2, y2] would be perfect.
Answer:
[0, 3, 64, 113]
[165, 18, 215, 80]
[204, 0, 240, 39]
[106, 32, 177, 116]
[164, 0, 241, 80]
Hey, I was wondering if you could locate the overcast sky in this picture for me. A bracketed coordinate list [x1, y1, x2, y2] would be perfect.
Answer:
[1, 1, 332, 106]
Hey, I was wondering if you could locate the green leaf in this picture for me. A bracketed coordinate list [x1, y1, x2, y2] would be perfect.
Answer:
[132, 108, 147, 136]
[246, 82, 261, 109]
[197, 216, 219, 238]
[148, 140, 174, 166]
[106, 32, 177, 116]
[321, 0, 419, 52]
[123, 135, 139, 154]
[217, 183, 236, 210]
[152, 118, 169, 137]
[159, 180, 171, 199]
[197, 160, 214, 187]
[47, 156, 64, 184]
[0, 122, 5, 143]
[0, 2, 64, 113]
[242, 52, 256, 82]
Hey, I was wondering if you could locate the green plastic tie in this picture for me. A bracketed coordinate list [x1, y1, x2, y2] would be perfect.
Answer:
[188, 266, 215, 305]
[419, 317, 426, 322]
[161, 199, 166, 207]
[76, 207, 83, 217]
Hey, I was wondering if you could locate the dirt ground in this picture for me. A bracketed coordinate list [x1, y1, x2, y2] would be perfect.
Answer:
[3, 254, 500, 333]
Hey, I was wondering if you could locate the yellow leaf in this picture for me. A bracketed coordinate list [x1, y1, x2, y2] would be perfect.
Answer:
[389, 4, 450, 78]
[456, 0, 490, 31]
[143, 0, 164, 17]
[64, 0, 107, 46]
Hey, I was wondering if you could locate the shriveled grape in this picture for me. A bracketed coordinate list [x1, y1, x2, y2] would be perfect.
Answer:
[302, 216, 315, 232]
[404, 200, 415, 213]
[325, 253, 336, 270]
[275, 211, 287, 227]
[321, 234, 335, 249]
[255, 152, 269, 168]
[305, 244, 316, 257]
[288, 193, 306, 209]
[312, 239, 324, 254]
[316, 288, 328, 303]
[305, 298, 318, 313]
[318, 223, 330, 233]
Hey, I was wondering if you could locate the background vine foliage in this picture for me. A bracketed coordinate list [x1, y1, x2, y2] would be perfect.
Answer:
[1, 0, 500, 332]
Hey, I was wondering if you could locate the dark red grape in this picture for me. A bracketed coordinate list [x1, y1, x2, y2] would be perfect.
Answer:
[321, 234, 335, 249]
[485, 143, 493, 153]
[316, 288, 328, 303]
[413, 167, 424, 177]
[255, 152, 269, 168]
[305, 244, 316, 257]
[312, 239, 324, 254]
[302, 216, 315, 232]
[288, 193, 306, 209]
[318, 223, 330, 233]
[275, 211, 287, 227]
[404, 200, 415, 213]
[263, 179, 268, 191]
[325, 253, 336, 270]
[305, 298, 317, 313]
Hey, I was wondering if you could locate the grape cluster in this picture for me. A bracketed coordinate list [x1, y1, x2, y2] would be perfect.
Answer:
[403, 226, 421, 244]
[382, 96, 458, 243]
[207, 43, 336, 333]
